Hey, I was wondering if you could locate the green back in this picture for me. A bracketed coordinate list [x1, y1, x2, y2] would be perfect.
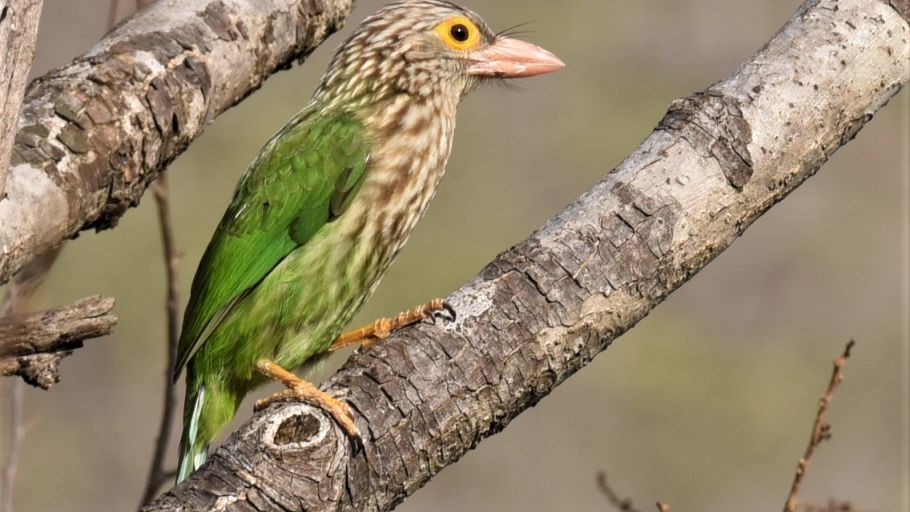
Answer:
[174, 109, 371, 379]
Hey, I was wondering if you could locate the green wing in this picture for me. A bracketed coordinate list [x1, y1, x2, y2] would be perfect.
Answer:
[173, 109, 371, 379]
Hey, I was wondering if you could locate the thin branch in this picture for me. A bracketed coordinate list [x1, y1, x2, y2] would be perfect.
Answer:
[783, 341, 856, 512]
[597, 471, 643, 512]
[142, 1, 909, 510]
[0, 0, 43, 197]
[799, 500, 863, 512]
[140, 172, 181, 506]
[0, 296, 117, 389]
[106, 0, 125, 28]
[0, 0, 356, 286]
[0, 246, 61, 512]
[597, 471, 669, 512]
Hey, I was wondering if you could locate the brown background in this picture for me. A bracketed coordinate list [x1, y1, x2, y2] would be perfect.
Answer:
[1, 0, 908, 510]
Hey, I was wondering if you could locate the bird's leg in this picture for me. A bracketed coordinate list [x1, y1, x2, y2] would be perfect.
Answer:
[254, 359, 360, 440]
[330, 298, 455, 352]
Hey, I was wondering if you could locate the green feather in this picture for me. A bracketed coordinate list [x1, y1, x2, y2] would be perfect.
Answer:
[173, 110, 371, 379]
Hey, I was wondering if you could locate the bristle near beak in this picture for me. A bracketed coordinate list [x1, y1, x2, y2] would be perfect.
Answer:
[466, 37, 565, 78]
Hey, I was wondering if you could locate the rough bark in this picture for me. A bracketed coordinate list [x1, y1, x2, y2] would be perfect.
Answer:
[0, 296, 116, 389]
[0, 0, 354, 285]
[0, 0, 43, 197]
[143, 0, 910, 510]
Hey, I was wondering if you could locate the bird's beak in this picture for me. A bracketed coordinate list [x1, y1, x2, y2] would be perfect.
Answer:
[466, 37, 565, 78]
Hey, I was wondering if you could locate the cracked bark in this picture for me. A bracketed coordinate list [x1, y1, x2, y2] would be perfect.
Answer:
[0, 0, 43, 197]
[0, 0, 355, 285]
[142, 0, 909, 510]
[0, 296, 117, 389]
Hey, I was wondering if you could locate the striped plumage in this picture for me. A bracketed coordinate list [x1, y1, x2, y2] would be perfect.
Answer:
[175, 0, 563, 482]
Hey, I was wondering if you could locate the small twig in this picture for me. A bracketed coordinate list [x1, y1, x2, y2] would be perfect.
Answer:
[139, 173, 181, 505]
[106, 0, 125, 28]
[597, 471, 643, 512]
[799, 499, 861, 511]
[783, 340, 856, 512]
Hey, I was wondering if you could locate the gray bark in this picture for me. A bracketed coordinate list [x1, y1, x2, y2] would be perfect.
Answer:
[0, 0, 43, 197]
[143, 0, 910, 510]
[0, 0, 354, 285]
[0, 296, 117, 389]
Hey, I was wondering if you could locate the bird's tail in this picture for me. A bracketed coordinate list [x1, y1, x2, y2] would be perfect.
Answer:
[176, 378, 209, 483]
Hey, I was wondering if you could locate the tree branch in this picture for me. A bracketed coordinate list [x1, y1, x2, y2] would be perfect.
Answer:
[0, 0, 355, 285]
[783, 341, 856, 512]
[0, 296, 117, 389]
[141, 0, 909, 510]
[0, 0, 43, 197]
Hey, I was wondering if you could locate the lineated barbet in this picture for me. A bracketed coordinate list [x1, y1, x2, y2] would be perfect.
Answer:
[174, 0, 564, 482]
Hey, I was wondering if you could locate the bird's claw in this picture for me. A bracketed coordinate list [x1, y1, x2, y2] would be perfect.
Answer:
[432, 300, 457, 324]
[253, 384, 362, 444]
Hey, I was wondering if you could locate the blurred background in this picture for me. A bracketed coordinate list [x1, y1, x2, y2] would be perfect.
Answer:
[1, 0, 908, 510]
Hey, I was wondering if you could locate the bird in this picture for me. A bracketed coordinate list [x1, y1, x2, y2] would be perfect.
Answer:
[174, 0, 564, 482]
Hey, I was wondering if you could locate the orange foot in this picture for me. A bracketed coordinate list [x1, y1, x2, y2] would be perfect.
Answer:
[329, 298, 455, 351]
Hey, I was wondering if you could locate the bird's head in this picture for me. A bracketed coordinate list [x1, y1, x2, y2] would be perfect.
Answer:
[314, 0, 565, 109]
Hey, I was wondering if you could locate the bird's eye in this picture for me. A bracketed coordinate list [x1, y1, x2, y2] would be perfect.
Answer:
[435, 16, 481, 51]
[450, 24, 469, 42]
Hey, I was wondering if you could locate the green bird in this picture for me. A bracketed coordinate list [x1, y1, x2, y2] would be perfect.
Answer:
[174, 0, 564, 482]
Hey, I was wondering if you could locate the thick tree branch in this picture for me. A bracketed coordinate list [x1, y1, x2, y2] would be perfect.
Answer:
[142, 0, 909, 510]
[0, 0, 43, 197]
[0, 296, 117, 389]
[0, 0, 42, 198]
[0, 0, 355, 285]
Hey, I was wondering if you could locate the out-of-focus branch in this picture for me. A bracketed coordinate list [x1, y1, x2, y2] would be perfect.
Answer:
[0, 0, 355, 286]
[1, 248, 62, 512]
[596, 472, 669, 512]
[107, 0, 125, 28]
[140, 171, 181, 506]
[0, 379, 24, 512]
[0, 296, 117, 389]
[597, 471, 644, 512]
[783, 341, 856, 512]
[0, 0, 43, 197]
[144, 1, 909, 510]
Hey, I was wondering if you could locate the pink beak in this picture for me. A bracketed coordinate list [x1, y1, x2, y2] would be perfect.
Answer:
[466, 37, 565, 78]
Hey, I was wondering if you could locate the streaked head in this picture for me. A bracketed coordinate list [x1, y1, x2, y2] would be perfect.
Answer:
[314, 0, 564, 108]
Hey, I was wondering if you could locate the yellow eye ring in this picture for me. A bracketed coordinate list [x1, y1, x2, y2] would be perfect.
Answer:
[434, 16, 482, 51]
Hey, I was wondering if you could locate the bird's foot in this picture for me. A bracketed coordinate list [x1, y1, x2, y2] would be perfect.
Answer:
[330, 298, 456, 352]
[254, 359, 360, 441]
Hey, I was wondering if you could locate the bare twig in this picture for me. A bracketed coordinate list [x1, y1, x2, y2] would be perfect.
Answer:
[0, 296, 117, 389]
[140, 172, 181, 506]
[783, 341, 856, 512]
[799, 500, 862, 511]
[597, 471, 643, 512]
[106, 0, 124, 28]
[597, 471, 669, 512]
